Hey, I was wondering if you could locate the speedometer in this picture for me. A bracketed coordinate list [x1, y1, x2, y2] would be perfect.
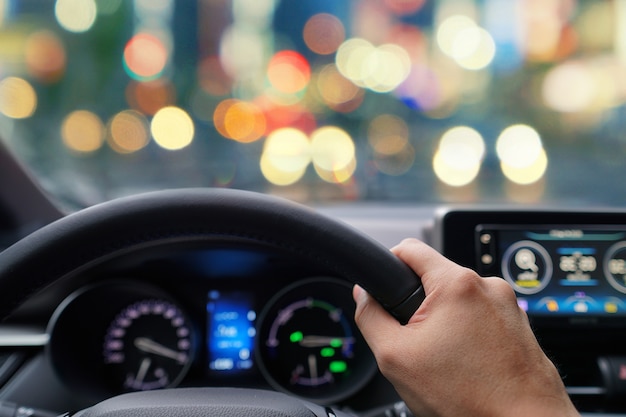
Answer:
[256, 277, 377, 403]
[103, 299, 194, 391]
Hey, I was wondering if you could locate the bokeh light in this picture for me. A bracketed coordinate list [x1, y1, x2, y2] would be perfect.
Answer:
[151, 106, 195, 150]
[260, 128, 311, 186]
[0, 77, 37, 119]
[124, 33, 168, 81]
[336, 38, 411, 93]
[262, 102, 317, 135]
[62, 110, 105, 153]
[108, 110, 150, 154]
[369, 115, 415, 176]
[55, 0, 97, 33]
[501, 149, 548, 185]
[303, 13, 345, 55]
[437, 15, 496, 70]
[542, 61, 595, 113]
[267, 51, 311, 94]
[315, 156, 356, 184]
[213, 99, 266, 143]
[496, 124, 543, 168]
[316, 65, 364, 113]
[126, 79, 175, 116]
[437, 15, 477, 56]
[433, 126, 485, 186]
[25, 31, 66, 84]
[497, 124, 547, 185]
[451, 27, 496, 70]
[310, 126, 355, 174]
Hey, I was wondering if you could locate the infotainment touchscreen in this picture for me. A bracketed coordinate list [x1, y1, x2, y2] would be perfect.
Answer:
[475, 225, 626, 316]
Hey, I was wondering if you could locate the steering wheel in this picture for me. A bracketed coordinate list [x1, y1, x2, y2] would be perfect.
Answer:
[0, 188, 424, 417]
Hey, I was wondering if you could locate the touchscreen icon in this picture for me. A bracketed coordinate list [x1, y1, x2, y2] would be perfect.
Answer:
[502, 241, 552, 295]
[515, 249, 539, 273]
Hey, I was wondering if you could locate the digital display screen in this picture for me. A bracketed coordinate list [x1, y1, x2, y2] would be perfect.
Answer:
[476, 226, 626, 316]
[206, 291, 256, 373]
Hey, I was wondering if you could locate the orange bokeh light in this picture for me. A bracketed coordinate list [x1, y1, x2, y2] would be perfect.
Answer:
[25, 31, 66, 84]
[213, 99, 266, 143]
[126, 79, 175, 116]
[267, 51, 311, 94]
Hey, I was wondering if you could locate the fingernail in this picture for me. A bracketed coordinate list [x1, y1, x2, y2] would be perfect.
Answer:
[352, 284, 368, 303]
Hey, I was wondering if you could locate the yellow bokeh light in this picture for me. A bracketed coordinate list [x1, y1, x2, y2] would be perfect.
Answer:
[0, 77, 37, 119]
[62, 110, 105, 153]
[542, 62, 596, 113]
[316, 65, 364, 113]
[438, 126, 485, 169]
[310, 126, 355, 172]
[433, 150, 481, 187]
[336, 39, 410, 92]
[365, 44, 412, 92]
[451, 27, 496, 70]
[108, 110, 149, 154]
[496, 124, 543, 169]
[315, 156, 357, 184]
[437, 15, 495, 70]
[55, 0, 97, 33]
[260, 128, 311, 186]
[151, 106, 195, 150]
[501, 148, 549, 185]
[433, 126, 485, 186]
[336, 38, 375, 85]
[437, 15, 477, 56]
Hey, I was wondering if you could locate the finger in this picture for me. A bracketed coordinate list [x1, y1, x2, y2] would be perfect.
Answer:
[392, 238, 469, 291]
[353, 285, 401, 350]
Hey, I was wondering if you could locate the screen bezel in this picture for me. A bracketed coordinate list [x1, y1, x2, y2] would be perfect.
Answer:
[434, 208, 626, 327]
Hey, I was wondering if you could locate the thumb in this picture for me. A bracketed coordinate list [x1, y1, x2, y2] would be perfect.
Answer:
[353, 285, 401, 352]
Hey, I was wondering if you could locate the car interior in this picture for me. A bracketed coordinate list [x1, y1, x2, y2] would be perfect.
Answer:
[1, 1, 626, 416]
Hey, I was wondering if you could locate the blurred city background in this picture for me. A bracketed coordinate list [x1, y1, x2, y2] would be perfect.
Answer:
[0, 0, 625, 207]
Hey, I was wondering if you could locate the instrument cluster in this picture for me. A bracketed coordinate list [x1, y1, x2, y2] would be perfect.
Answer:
[46, 271, 377, 405]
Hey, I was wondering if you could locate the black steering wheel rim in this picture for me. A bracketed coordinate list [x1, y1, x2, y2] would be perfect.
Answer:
[0, 188, 423, 324]
[0, 188, 425, 416]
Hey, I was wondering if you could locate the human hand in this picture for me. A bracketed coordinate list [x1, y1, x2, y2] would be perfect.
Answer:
[353, 238, 580, 417]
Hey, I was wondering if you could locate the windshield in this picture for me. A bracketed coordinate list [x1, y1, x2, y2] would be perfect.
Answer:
[0, 0, 624, 207]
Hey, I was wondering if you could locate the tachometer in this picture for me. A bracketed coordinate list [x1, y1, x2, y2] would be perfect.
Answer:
[103, 299, 194, 391]
[256, 278, 377, 403]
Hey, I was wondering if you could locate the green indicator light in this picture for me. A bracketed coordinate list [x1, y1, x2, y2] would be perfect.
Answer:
[290, 331, 303, 343]
[329, 361, 347, 373]
[321, 347, 335, 358]
[330, 338, 342, 348]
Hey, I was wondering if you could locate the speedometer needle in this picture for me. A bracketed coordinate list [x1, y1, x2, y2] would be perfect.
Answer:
[134, 337, 187, 363]
[299, 336, 355, 348]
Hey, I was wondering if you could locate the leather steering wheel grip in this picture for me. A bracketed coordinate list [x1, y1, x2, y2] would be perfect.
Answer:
[0, 188, 424, 323]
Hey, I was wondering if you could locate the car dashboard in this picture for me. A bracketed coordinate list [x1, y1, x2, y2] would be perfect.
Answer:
[1, 152, 626, 417]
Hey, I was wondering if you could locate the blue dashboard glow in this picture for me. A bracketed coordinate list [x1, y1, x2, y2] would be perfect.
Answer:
[206, 291, 256, 373]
